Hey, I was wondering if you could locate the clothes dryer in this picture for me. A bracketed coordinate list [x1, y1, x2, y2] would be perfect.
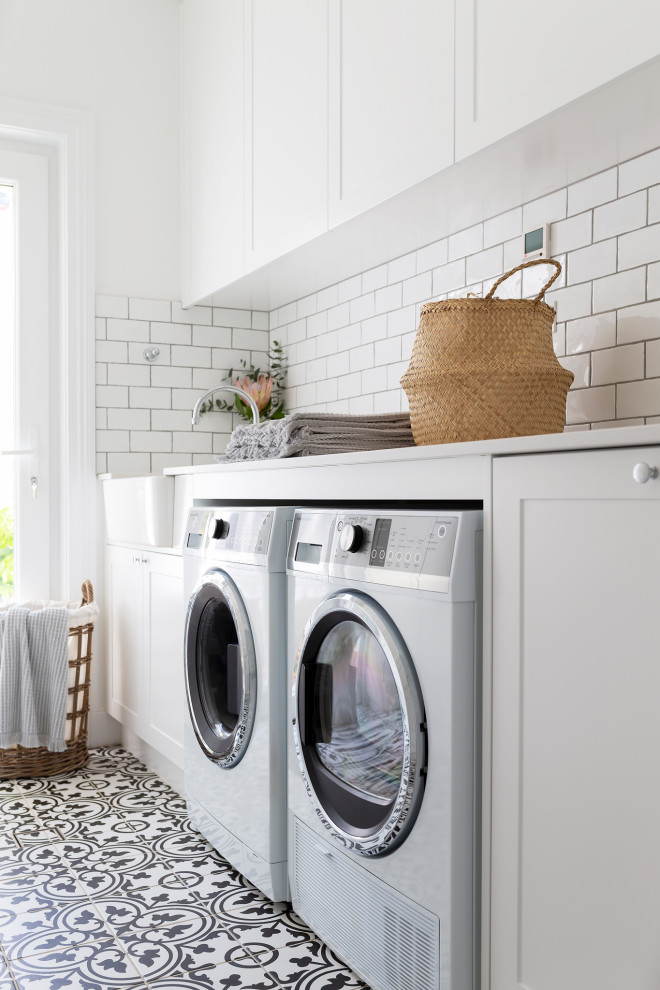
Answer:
[183, 505, 293, 902]
[287, 508, 482, 990]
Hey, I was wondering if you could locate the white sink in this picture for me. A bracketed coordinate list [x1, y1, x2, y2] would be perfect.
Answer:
[102, 475, 174, 547]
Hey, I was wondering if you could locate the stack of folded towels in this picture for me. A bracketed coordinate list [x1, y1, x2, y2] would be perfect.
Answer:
[223, 412, 415, 461]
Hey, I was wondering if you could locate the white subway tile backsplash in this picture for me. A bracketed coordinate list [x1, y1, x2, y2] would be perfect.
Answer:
[95, 142, 660, 473]
[550, 212, 592, 255]
[591, 343, 644, 385]
[107, 318, 149, 342]
[565, 385, 615, 424]
[129, 386, 171, 409]
[483, 207, 522, 249]
[618, 147, 660, 196]
[375, 336, 401, 366]
[375, 283, 402, 315]
[566, 312, 616, 354]
[151, 366, 193, 388]
[192, 325, 231, 348]
[388, 252, 416, 284]
[448, 223, 482, 261]
[416, 239, 448, 273]
[349, 293, 376, 323]
[131, 431, 171, 453]
[432, 259, 466, 296]
[96, 295, 128, 319]
[402, 272, 432, 307]
[559, 353, 590, 388]
[648, 262, 660, 300]
[108, 408, 150, 431]
[616, 300, 660, 343]
[593, 191, 646, 241]
[362, 264, 389, 294]
[107, 364, 150, 387]
[349, 343, 374, 373]
[569, 238, 617, 286]
[567, 168, 617, 215]
[337, 274, 362, 303]
[523, 189, 567, 229]
[648, 186, 660, 225]
[213, 307, 251, 329]
[592, 267, 646, 313]
[233, 327, 269, 350]
[617, 377, 660, 418]
[361, 314, 387, 344]
[466, 245, 503, 284]
[618, 223, 660, 270]
[129, 298, 171, 322]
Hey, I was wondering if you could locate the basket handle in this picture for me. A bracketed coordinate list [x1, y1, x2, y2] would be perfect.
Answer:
[80, 580, 94, 606]
[485, 258, 562, 304]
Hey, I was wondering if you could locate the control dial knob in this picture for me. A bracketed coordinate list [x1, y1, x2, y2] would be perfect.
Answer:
[339, 523, 363, 553]
[211, 518, 230, 540]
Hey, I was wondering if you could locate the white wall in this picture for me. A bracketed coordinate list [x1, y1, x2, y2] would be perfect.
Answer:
[0, 0, 180, 300]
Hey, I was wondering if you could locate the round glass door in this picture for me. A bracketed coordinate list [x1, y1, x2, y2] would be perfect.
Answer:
[292, 591, 427, 856]
[185, 569, 256, 767]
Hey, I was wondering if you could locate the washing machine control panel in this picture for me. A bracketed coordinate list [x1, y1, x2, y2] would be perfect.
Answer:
[329, 513, 458, 591]
[205, 510, 274, 560]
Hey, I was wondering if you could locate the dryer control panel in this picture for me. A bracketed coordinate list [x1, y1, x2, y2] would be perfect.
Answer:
[329, 512, 458, 592]
[288, 508, 481, 595]
[205, 510, 274, 561]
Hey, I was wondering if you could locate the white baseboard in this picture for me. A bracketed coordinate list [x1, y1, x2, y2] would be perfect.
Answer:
[119, 726, 184, 795]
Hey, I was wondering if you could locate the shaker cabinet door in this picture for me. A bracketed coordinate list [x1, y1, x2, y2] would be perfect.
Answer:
[106, 547, 146, 735]
[144, 553, 185, 767]
[181, 0, 245, 305]
[244, 0, 328, 270]
[456, 0, 660, 161]
[328, 0, 454, 228]
[489, 446, 660, 990]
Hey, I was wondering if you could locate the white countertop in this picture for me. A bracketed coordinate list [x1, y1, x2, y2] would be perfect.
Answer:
[162, 424, 660, 477]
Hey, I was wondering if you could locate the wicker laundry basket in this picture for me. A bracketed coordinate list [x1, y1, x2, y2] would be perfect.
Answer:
[400, 258, 574, 445]
[0, 580, 96, 779]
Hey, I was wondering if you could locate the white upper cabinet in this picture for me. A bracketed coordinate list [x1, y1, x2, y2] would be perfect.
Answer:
[328, 0, 454, 227]
[455, 0, 660, 161]
[244, 0, 328, 269]
[181, 0, 245, 306]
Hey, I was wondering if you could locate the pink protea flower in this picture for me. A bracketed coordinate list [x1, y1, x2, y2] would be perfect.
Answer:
[233, 373, 274, 412]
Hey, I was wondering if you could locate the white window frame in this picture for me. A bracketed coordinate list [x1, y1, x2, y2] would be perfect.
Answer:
[0, 98, 95, 601]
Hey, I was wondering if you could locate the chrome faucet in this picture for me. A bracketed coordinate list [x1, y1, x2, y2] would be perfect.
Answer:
[191, 384, 261, 427]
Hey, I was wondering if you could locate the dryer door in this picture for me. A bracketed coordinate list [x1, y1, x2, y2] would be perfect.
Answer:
[185, 569, 257, 767]
[292, 591, 427, 856]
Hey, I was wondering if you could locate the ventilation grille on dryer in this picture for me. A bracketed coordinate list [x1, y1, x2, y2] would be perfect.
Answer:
[293, 817, 439, 990]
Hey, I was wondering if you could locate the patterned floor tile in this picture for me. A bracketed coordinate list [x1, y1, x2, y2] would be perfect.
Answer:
[260, 939, 369, 990]
[0, 750, 369, 990]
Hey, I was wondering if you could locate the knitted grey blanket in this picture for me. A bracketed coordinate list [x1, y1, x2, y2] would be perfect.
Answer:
[0, 606, 68, 751]
[224, 412, 415, 461]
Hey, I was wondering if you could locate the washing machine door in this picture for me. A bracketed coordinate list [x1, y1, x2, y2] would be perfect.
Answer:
[185, 568, 257, 767]
[292, 590, 427, 856]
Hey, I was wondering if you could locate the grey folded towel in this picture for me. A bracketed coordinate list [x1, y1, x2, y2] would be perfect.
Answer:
[0, 606, 69, 751]
[224, 412, 415, 461]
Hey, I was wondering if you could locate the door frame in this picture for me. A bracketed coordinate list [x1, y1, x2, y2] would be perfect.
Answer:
[0, 97, 94, 601]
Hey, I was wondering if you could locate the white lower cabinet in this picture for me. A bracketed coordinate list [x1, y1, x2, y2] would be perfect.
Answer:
[106, 547, 185, 767]
[489, 446, 660, 990]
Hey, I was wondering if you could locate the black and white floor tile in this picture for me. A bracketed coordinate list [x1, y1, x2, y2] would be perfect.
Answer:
[0, 748, 368, 990]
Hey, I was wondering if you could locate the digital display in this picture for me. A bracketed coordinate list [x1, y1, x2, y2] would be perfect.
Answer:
[525, 227, 544, 253]
[295, 542, 322, 565]
[368, 518, 392, 567]
[187, 533, 203, 549]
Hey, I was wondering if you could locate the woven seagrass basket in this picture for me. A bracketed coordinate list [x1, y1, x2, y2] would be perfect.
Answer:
[400, 258, 574, 445]
[0, 580, 95, 779]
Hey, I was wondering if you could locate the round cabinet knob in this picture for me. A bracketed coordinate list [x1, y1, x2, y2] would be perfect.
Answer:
[339, 524, 363, 553]
[632, 462, 658, 485]
[211, 518, 230, 540]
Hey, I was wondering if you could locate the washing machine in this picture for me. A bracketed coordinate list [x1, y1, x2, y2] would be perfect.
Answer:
[183, 504, 294, 902]
[287, 507, 482, 990]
